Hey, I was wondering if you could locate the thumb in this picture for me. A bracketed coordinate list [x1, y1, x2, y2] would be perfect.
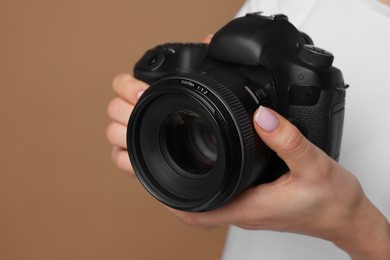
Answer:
[253, 106, 325, 173]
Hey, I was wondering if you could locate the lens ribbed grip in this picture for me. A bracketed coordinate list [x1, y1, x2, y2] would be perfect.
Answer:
[182, 73, 256, 197]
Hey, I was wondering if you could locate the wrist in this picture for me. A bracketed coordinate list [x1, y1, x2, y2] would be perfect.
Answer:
[330, 196, 390, 260]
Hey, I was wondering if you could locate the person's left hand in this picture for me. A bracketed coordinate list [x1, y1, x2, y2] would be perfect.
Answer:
[166, 106, 390, 259]
[166, 106, 365, 234]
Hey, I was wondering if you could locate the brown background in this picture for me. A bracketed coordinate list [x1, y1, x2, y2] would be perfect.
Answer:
[0, 0, 244, 259]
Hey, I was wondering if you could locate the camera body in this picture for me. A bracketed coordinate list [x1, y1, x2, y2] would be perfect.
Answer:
[128, 13, 347, 212]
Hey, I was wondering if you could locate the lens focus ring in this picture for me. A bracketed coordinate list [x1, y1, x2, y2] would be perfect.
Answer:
[181, 73, 256, 202]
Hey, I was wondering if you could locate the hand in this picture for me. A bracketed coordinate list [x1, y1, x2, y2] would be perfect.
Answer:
[106, 34, 389, 259]
[107, 36, 212, 175]
[167, 106, 390, 260]
[106, 73, 149, 176]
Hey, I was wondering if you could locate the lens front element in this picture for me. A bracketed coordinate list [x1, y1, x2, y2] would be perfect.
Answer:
[162, 110, 217, 176]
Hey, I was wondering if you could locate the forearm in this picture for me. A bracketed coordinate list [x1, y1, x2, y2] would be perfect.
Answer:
[331, 196, 390, 260]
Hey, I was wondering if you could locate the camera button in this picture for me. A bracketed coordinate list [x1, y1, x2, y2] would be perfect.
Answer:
[271, 14, 288, 21]
[245, 86, 259, 104]
[246, 11, 264, 17]
[297, 44, 334, 68]
[254, 88, 268, 104]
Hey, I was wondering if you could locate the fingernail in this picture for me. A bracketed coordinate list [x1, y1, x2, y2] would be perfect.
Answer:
[255, 106, 279, 132]
[137, 90, 144, 100]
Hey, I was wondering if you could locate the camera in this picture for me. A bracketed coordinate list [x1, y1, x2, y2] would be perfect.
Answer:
[127, 13, 347, 212]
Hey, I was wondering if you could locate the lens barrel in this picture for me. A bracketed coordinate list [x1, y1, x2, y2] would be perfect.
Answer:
[127, 74, 268, 212]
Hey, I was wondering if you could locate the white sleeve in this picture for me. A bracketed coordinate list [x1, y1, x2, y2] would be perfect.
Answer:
[234, 0, 284, 18]
[234, 0, 252, 18]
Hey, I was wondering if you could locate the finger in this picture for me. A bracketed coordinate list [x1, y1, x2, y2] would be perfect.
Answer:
[202, 34, 213, 44]
[107, 97, 133, 125]
[164, 187, 259, 227]
[166, 205, 238, 228]
[112, 73, 148, 105]
[111, 146, 135, 175]
[106, 122, 127, 149]
[253, 106, 327, 173]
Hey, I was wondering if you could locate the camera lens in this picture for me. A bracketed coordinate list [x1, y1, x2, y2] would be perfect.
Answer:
[162, 110, 217, 176]
[127, 74, 271, 212]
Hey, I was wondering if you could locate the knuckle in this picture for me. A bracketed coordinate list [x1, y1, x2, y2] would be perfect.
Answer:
[107, 97, 121, 118]
[106, 99, 116, 118]
[317, 154, 335, 176]
[112, 148, 130, 171]
[112, 74, 136, 99]
[111, 147, 120, 163]
[118, 85, 128, 99]
[106, 123, 117, 143]
[117, 152, 131, 172]
[282, 127, 308, 157]
[182, 215, 201, 226]
[112, 73, 131, 89]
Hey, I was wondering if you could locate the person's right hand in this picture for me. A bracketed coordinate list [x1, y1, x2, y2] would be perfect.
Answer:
[106, 74, 149, 176]
[106, 36, 212, 176]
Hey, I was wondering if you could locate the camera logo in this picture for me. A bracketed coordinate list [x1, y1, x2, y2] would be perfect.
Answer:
[180, 80, 209, 95]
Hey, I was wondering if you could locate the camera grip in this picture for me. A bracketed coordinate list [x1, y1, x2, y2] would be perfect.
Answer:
[289, 88, 346, 161]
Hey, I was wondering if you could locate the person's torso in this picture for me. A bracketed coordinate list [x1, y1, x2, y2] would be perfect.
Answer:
[224, 0, 390, 259]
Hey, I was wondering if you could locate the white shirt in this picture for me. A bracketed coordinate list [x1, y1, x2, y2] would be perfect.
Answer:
[223, 0, 390, 259]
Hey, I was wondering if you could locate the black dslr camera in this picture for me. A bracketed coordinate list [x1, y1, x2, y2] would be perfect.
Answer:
[127, 13, 347, 212]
